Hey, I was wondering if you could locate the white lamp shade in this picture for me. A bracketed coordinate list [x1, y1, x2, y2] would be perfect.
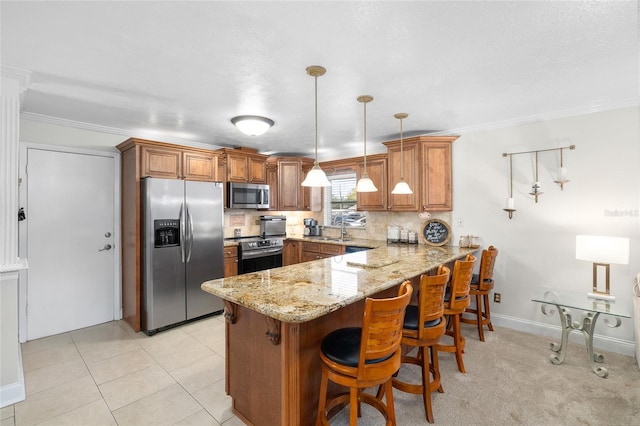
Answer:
[356, 173, 378, 192]
[576, 235, 630, 265]
[231, 115, 274, 136]
[301, 165, 331, 187]
[391, 179, 413, 195]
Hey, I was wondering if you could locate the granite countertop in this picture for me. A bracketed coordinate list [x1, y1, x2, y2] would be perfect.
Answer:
[202, 244, 476, 323]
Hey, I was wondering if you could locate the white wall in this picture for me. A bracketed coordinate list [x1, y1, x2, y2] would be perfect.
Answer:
[452, 106, 640, 352]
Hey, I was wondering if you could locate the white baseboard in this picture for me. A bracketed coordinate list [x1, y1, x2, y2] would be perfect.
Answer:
[0, 350, 25, 408]
[492, 313, 637, 357]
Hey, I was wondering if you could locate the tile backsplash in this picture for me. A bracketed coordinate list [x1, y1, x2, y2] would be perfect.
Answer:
[223, 209, 452, 242]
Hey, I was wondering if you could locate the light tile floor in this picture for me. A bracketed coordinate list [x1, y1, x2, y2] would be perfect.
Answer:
[4, 315, 246, 426]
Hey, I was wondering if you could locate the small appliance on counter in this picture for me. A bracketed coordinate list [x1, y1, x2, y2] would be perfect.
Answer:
[259, 215, 286, 238]
[303, 218, 322, 236]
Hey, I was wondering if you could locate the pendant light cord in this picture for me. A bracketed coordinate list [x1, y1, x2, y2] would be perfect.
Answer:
[363, 101, 367, 170]
[399, 118, 404, 179]
[314, 74, 319, 165]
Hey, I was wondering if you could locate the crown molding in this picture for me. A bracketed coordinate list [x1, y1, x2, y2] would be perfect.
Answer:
[20, 112, 224, 151]
[428, 97, 640, 136]
[1, 65, 31, 93]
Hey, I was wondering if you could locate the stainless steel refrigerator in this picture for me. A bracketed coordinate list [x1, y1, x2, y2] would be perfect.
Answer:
[141, 177, 224, 335]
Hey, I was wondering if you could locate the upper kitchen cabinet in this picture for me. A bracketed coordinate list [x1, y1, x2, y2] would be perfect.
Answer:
[122, 138, 218, 181]
[265, 160, 279, 210]
[266, 157, 321, 211]
[301, 160, 323, 212]
[384, 135, 458, 212]
[355, 154, 387, 211]
[217, 148, 268, 183]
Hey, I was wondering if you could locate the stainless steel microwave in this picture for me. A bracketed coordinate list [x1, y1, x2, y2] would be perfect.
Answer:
[226, 182, 270, 209]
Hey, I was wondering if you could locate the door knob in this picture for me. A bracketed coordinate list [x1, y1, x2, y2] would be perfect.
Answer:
[99, 244, 112, 251]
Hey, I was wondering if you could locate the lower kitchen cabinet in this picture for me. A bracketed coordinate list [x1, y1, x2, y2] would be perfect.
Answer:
[283, 239, 300, 266]
[224, 246, 238, 277]
[301, 241, 345, 262]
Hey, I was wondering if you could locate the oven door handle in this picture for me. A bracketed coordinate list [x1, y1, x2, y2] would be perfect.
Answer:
[241, 248, 283, 259]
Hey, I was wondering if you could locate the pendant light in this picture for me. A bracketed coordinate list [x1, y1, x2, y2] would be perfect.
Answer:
[355, 95, 377, 192]
[301, 65, 331, 187]
[391, 113, 413, 194]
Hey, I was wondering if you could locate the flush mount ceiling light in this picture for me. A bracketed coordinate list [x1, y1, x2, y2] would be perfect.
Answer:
[355, 95, 377, 193]
[301, 65, 331, 188]
[391, 113, 413, 195]
[230, 115, 274, 137]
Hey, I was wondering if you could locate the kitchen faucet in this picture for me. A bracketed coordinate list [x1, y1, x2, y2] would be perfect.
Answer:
[340, 211, 349, 240]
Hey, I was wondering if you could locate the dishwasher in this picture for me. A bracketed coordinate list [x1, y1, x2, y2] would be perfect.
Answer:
[345, 246, 373, 253]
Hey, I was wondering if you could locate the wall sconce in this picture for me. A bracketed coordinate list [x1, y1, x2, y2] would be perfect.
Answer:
[529, 151, 543, 203]
[554, 146, 571, 190]
[576, 235, 630, 300]
[501, 144, 575, 218]
[231, 115, 274, 136]
[503, 153, 516, 219]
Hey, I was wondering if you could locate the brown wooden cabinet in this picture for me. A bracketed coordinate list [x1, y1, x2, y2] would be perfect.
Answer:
[218, 148, 268, 183]
[266, 157, 322, 211]
[301, 161, 323, 212]
[301, 241, 345, 262]
[385, 139, 421, 211]
[116, 137, 220, 332]
[223, 246, 238, 277]
[140, 144, 217, 181]
[279, 159, 303, 210]
[265, 161, 279, 210]
[420, 142, 453, 211]
[355, 154, 387, 211]
[283, 239, 300, 266]
[384, 135, 457, 212]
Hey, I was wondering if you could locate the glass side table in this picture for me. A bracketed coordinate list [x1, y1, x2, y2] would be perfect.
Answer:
[531, 288, 630, 378]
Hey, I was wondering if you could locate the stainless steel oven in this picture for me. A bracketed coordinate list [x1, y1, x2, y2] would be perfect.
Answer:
[238, 238, 283, 274]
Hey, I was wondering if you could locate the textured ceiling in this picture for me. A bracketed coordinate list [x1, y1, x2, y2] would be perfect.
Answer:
[2, 1, 638, 160]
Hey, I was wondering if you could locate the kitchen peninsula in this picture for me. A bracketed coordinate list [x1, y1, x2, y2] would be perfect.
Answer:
[201, 243, 475, 426]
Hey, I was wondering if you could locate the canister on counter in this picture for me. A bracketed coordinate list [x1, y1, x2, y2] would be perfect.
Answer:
[408, 231, 418, 244]
[387, 225, 400, 243]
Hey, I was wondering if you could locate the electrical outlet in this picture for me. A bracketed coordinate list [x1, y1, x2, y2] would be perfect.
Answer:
[457, 218, 464, 227]
[494, 293, 501, 303]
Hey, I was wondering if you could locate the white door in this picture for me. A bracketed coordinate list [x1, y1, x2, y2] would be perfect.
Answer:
[26, 148, 116, 340]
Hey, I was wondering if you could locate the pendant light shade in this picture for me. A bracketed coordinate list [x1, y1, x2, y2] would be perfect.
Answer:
[391, 113, 413, 195]
[356, 95, 377, 193]
[301, 65, 331, 187]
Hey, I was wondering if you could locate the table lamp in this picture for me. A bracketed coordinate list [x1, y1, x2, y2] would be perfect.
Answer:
[576, 235, 630, 300]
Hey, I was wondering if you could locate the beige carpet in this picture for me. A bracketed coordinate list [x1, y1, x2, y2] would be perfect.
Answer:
[331, 325, 640, 425]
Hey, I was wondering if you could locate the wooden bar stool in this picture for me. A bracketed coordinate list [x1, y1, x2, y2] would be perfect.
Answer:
[435, 254, 476, 373]
[461, 246, 499, 341]
[392, 265, 450, 423]
[316, 281, 413, 426]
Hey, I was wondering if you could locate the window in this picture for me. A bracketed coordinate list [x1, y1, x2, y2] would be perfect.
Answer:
[323, 173, 366, 228]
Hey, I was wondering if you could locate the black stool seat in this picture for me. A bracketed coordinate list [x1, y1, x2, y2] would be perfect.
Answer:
[321, 327, 392, 367]
[403, 305, 443, 331]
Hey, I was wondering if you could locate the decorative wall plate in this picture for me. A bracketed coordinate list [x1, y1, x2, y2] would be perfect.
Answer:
[421, 219, 451, 246]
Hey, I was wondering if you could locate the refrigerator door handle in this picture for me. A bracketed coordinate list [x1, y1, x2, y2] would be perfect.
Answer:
[186, 203, 194, 263]
[179, 203, 186, 263]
